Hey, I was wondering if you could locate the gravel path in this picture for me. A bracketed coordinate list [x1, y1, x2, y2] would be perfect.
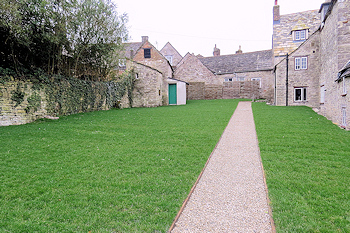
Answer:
[170, 101, 274, 233]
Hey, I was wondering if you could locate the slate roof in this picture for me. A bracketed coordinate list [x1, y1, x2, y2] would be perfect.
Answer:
[199, 49, 273, 74]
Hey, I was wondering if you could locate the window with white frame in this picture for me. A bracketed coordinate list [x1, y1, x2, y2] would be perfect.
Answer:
[342, 76, 347, 95]
[251, 78, 262, 88]
[165, 55, 173, 65]
[342, 107, 346, 128]
[295, 57, 308, 70]
[294, 87, 307, 101]
[294, 29, 307, 41]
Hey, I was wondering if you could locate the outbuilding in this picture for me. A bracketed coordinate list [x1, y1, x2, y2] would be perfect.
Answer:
[167, 78, 188, 105]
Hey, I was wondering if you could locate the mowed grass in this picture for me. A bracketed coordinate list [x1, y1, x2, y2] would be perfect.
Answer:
[0, 99, 239, 232]
[252, 103, 350, 232]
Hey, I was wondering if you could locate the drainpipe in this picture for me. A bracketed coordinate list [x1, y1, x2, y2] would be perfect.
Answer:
[274, 66, 277, 105]
[286, 53, 289, 106]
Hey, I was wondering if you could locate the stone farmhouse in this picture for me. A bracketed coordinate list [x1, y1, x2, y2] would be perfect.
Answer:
[273, 0, 350, 130]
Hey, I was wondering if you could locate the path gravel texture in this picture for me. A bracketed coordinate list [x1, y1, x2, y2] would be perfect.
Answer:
[170, 101, 273, 233]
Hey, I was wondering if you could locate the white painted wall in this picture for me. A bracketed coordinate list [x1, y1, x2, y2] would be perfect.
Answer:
[167, 79, 187, 105]
[176, 82, 187, 105]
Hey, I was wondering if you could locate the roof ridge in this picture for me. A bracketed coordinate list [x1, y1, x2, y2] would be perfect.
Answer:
[200, 49, 272, 59]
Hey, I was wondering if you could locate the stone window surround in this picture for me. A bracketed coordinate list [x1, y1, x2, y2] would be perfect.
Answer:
[341, 106, 347, 128]
[251, 78, 262, 88]
[342, 76, 347, 96]
[320, 84, 325, 104]
[294, 86, 307, 102]
[224, 77, 245, 82]
[294, 56, 308, 70]
[292, 29, 308, 41]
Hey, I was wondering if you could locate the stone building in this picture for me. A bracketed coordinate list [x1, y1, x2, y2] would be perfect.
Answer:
[273, 0, 350, 130]
[160, 42, 183, 69]
[199, 49, 274, 101]
[174, 47, 274, 101]
[123, 36, 187, 107]
[273, 2, 321, 63]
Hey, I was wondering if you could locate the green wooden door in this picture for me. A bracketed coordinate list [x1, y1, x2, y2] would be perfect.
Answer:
[168, 84, 177, 105]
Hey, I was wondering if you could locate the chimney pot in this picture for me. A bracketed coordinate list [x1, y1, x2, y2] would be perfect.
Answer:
[142, 36, 149, 43]
[236, 45, 243, 54]
[213, 44, 220, 56]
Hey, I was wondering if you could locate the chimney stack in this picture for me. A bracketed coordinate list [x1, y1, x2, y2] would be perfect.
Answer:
[273, 1, 280, 22]
[236, 45, 243, 54]
[213, 44, 220, 56]
[142, 36, 149, 43]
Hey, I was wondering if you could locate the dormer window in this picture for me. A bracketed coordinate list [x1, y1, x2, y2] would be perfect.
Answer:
[144, 48, 151, 58]
[293, 29, 307, 41]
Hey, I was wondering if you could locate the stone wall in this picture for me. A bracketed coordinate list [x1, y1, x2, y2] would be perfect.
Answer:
[318, 0, 350, 129]
[219, 70, 274, 102]
[274, 31, 321, 108]
[160, 42, 183, 67]
[132, 40, 173, 105]
[0, 80, 47, 126]
[186, 81, 260, 100]
[174, 53, 220, 85]
[205, 85, 222, 99]
[222, 81, 260, 99]
[186, 82, 205, 100]
[0, 77, 130, 126]
[273, 9, 321, 63]
[129, 62, 164, 107]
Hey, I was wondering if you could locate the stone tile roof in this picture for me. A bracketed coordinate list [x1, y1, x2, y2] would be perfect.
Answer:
[123, 42, 143, 59]
[199, 50, 273, 74]
[337, 60, 350, 81]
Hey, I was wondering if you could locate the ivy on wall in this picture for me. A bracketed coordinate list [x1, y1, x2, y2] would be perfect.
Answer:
[1, 68, 136, 117]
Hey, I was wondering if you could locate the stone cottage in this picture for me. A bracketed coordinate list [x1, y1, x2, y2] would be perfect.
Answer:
[174, 46, 274, 101]
[122, 36, 187, 107]
[273, 0, 350, 130]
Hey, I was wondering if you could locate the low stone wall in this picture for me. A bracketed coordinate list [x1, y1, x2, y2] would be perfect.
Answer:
[205, 85, 222, 99]
[187, 82, 205, 100]
[0, 77, 131, 126]
[186, 81, 261, 100]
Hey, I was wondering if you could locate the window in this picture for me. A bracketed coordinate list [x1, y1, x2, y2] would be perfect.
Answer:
[342, 76, 347, 95]
[294, 29, 307, 41]
[342, 107, 346, 128]
[165, 55, 173, 65]
[295, 57, 308, 70]
[294, 87, 307, 101]
[224, 78, 233, 82]
[144, 48, 151, 58]
[238, 77, 245, 81]
[320, 85, 325, 103]
[251, 78, 262, 88]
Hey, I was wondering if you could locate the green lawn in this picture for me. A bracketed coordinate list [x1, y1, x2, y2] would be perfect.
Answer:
[0, 99, 239, 232]
[252, 103, 350, 232]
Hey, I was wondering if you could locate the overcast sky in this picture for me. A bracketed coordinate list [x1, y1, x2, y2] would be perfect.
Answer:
[115, 0, 326, 57]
